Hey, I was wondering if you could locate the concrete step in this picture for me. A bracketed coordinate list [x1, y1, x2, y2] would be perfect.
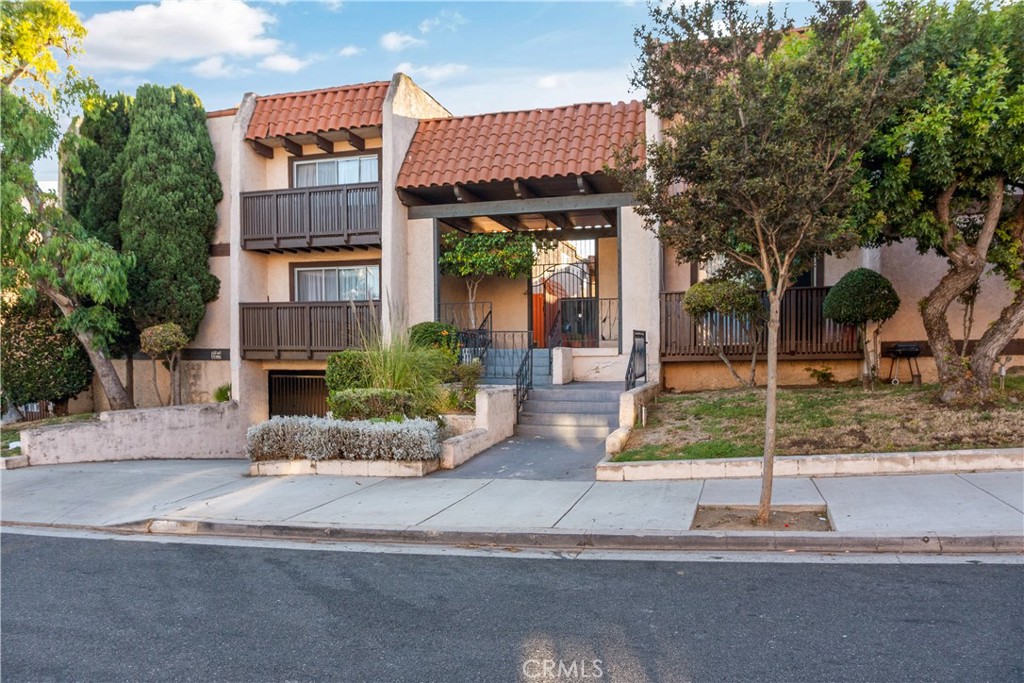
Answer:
[515, 424, 612, 439]
[520, 399, 618, 414]
[527, 388, 621, 403]
[518, 412, 617, 428]
[481, 376, 553, 386]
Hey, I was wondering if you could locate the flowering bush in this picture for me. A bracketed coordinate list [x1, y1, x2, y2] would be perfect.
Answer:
[246, 416, 440, 462]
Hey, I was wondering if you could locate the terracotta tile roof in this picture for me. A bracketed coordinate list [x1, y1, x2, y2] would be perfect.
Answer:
[206, 107, 237, 119]
[397, 100, 645, 189]
[244, 81, 390, 141]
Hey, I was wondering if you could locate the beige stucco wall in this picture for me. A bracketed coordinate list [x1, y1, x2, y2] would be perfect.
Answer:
[91, 359, 231, 412]
[406, 217, 437, 326]
[618, 206, 661, 380]
[597, 237, 619, 301]
[191, 255, 231, 349]
[440, 275, 529, 331]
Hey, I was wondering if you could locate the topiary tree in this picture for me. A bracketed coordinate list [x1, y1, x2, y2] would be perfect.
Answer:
[0, 297, 93, 416]
[139, 322, 188, 406]
[119, 84, 222, 343]
[684, 279, 765, 387]
[823, 268, 901, 388]
[438, 232, 538, 327]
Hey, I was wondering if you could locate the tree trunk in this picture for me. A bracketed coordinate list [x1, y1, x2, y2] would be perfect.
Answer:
[921, 263, 987, 402]
[465, 279, 481, 328]
[126, 355, 135, 404]
[860, 322, 871, 390]
[756, 292, 782, 526]
[966, 290, 1024, 400]
[37, 283, 134, 411]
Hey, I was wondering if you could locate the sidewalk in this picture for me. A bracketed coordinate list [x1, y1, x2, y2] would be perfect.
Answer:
[2, 460, 1022, 552]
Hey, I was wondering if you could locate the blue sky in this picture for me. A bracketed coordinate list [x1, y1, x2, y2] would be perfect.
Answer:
[39, 0, 817, 182]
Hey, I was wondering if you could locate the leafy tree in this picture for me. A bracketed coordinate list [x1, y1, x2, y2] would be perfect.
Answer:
[120, 84, 222, 340]
[616, 0, 925, 524]
[62, 92, 140, 400]
[684, 279, 765, 387]
[823, 268, 901, 387]
[854, 0, 1024, 403]
[139, 322, 188, 406]
[0, 0, 134, 410]
[0, 297, 93, 416]
[438, 232, 539, 327]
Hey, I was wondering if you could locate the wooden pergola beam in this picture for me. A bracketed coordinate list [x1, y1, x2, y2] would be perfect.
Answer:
[442, 217, 474, 234]
[407, 192, 633, 220]
[313, 133, 335, 154]
[576, 175, 594, 194]
[454, 184, 483, 203]
[281, 137, 303, 157]
[397, 188, 430, 206]
[249, 139, 274, 159]
[489, 214, 521, 232]
[343, 129, 366, 151]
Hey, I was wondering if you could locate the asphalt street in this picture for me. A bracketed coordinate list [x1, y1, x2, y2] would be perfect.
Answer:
[1, 533, 1021, 683]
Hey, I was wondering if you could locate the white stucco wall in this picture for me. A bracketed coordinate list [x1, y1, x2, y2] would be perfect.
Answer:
[406, 217, 438, 326]
[618, 206, 662, 381]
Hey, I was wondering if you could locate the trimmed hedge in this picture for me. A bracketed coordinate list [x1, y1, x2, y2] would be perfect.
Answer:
[822, 268, 900, 326]
[326, 349, 369, 392]
[327, 388, 414, 420]
[246, 416, 440, 462]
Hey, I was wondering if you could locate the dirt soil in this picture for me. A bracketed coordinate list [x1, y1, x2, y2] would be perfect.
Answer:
[691, 506, 832, 531]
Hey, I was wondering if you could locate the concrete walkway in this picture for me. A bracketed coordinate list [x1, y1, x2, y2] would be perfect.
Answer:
[2, 460, 1022, 552]
[432, 434, 606, 481]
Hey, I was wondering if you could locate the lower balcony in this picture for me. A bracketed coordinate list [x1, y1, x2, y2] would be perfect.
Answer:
[240, 302, 380, 360]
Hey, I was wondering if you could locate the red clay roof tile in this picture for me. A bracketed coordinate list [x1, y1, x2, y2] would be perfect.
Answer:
[244, 81, 390, 141]
[397, 101, 645, 189]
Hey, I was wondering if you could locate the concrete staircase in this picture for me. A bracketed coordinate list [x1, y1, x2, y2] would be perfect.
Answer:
[516, 382, 621, 440]
[482, 348, 552, 387]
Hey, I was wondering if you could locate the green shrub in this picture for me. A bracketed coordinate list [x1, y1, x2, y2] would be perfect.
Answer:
[212, 383, 231, 402]
[361, 334, 454, 416]
[246, 416, 440, 462]
[327, 388, 415, 421]
[448, 360, 483, 412]
[0, 298, 93, 409]
[805, 365, 836, 386]
[326, 350, 369, 392]
[409, 321, 459, 354]
[822, 268, 900, 326]
[683, 279, 762, 319]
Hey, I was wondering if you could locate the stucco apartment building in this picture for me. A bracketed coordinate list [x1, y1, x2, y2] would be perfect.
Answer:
[92, 72, 1023, 421]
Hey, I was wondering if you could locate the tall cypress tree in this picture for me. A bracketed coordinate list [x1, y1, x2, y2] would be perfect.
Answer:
[119, 84, 222, 403]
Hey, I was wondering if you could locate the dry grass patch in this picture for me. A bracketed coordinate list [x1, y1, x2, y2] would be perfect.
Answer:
[1, 413, 96, 457]
[616, 378, 1024, 462]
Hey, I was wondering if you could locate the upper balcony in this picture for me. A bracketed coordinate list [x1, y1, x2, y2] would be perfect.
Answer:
[240, 182, 381, 252]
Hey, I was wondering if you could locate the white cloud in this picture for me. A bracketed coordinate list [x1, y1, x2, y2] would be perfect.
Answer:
[338, 45, 363, 57]
[395, 62, 468, 85]
[418, 10, 466, 34]
[259, 54, 310, 73]
[319, 0, 343, 10]
[81, 0, 281, 72]
[380, 31, 425, 52]
[191, 56, 235, 78]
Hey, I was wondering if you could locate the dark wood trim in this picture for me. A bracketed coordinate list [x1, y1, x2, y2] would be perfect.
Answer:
[249, 139, 274, 159]
[181, 348, 230, 361]
[287, 148, 382, 188]
[689, 261, 699, 285]
[343, 129, 366, 151]
[288, 259, 382, 302]
[209, 243, 230, 257]
[454, 184, 482, 203]
[313, 133, 335, 154]
[576, 175, 594, 194]
[407, 193, 635, 220]
[282, 137, 303, 157]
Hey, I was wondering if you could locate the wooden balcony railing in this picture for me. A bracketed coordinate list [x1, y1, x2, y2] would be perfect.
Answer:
[240, 182, 381, 251]
[660, 286, 861, 361]
[240, 301, 380, 360]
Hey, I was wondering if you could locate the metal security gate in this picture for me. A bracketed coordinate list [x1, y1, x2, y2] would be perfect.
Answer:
[268, 371, 328, 417]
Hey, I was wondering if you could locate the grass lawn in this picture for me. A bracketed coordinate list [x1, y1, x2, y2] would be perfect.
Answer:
[1, 413, 96, 457]
[615, 376, 1024, 462]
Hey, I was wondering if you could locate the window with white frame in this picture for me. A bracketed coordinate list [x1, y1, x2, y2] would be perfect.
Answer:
[294, 264, 380, 302]
[293, 155, 379, 188]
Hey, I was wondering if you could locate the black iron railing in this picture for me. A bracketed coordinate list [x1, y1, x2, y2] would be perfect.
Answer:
[440, 302, 493, 331]
[626, 329, 648, 391]
[515, 345, 533, 412]
[482, 331, 533, 380]
[457, 310, 493, 366]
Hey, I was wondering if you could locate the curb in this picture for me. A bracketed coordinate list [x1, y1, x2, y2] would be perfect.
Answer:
[120, 518, 1024, 554]
[597, 448, 1024, 481]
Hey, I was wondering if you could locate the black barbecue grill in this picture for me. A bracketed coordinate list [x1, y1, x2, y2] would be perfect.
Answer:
[886, 343, 922, 385]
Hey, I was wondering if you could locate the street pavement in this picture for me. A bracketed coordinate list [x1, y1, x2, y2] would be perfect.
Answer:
[1, 532, 1021, 682]
[1, 460, 1022, 549]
